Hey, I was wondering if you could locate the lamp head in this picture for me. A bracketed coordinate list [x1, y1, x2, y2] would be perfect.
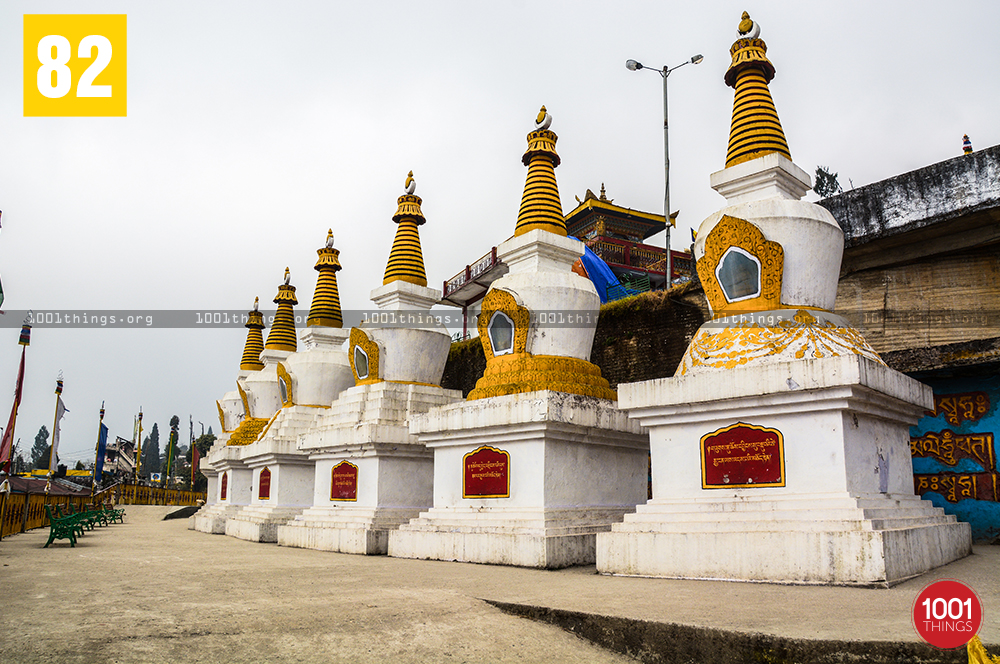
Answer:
[691, 54, 704, 65]
[625, 59, 643, 71]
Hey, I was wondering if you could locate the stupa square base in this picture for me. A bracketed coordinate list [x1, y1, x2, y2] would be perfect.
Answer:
[225, 506, 304, 543]
[291, 382, 460, 556]
[389, 391, 649, 569]
[600, 355, 972, 585]
[390, 506, 633, 568]
[597, 493, 971, 586]
[278, 506, 425, 555]
[190, 504, 244, 534]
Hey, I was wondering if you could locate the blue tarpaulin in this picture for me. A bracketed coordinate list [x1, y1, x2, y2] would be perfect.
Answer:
[576, 243, 620, 304]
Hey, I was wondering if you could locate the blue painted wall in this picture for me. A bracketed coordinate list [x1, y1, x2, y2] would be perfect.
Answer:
[910, 374, 1000, 542]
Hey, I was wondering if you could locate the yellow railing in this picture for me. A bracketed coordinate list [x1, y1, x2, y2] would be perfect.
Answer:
[94, 483, 205, 507]
[1, 484, 205, 540]
[1, 493, 93, 540]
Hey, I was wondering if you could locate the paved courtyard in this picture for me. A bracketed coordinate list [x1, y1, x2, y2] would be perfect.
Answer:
[1, 506, 996, 663]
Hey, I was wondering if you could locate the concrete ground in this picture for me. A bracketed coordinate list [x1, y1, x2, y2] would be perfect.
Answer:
[0, 506, 996, 664]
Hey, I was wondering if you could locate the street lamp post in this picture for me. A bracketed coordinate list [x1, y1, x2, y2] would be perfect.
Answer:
[626, 54, 703, 289]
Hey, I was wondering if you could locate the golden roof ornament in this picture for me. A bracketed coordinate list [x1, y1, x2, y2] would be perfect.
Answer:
[265, 268, 298, 352]
[384, 171, 428, 286]
[737, 11, 760, 38]
[240, 296, 266, 371]
[309, 228, 344, 327]
[724, 11, 791, 168]
[535, 106, 552, 130]
[514, 106, 566, 237]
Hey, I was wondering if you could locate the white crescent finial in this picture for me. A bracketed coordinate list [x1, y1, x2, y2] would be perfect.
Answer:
[326, 229, 334, 248]
[283, 267, 290, 285]
[535, 106, 552, 130]
[404, 170, 416, 195]
[738, 12, 760, 39]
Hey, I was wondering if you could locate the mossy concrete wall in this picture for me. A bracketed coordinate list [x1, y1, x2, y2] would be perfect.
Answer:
[441, 283, 710, 396]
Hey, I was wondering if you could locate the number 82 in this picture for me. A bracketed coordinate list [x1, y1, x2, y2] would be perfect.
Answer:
[37, 34, 112, 99]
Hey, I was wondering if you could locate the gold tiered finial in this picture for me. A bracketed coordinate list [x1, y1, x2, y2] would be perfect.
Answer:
[514, 106, 567, 237]
[239, 297, 266, 371]
[382, 171, 428, 286]
[724, 12, 791, 168]
[307, 228, 344, 328]
[265, 268, 298, 352]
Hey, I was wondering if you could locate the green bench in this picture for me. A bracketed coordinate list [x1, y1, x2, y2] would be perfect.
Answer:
[101, 504, 125, 523]
[43, 505, 79, 548]
[57, 504, 103, 531]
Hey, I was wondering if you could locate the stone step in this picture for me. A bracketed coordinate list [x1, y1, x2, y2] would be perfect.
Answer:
[397, 522, 613, 537]
[625, 505, 951, 525]
[640, 494, 931, 513]
[228, 508, 303, 524]
[613, 515, 957, 534]
[411, 507, 634, 521]
[284, 518, 406, 530]
[862, 507, 949, 520]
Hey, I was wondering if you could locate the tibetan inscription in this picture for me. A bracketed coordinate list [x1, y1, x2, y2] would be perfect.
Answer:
[910, 431, 995, 470]
[926, 392, 990, 426]
[463, 445, 510, 499]
[701, 422, 784, 489]
[331, 461, 358, 501]
[259, 467, 271, 500]
[914, 472, 998, 503]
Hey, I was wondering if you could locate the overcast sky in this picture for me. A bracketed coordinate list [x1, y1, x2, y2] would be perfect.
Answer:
[1, 1, 998, 468]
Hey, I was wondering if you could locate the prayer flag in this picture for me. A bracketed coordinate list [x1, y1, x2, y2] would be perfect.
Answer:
[0, 347, 26, 473]
[49, 395, 68, 475]
[94, 423, 109, 483]
[191, 443, 200, 486]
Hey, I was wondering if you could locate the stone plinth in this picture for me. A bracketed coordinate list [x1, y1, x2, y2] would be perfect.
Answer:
[277, 382, 462, 555]
[193, 443, 252, 534]
[190, 503, 242, 534]
[597, 355, 972, 586]
[389, 390, 649, 569]
[224, 407, 322, 543]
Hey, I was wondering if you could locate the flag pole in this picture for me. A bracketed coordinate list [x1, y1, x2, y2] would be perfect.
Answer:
[91, 402, 105, 499]
[48, 376, 65, 478]
[0, 314, 30, 475]
[189, 415, 194, 491]
[135, 408, 143, 483]
[163, 423, 176, 491]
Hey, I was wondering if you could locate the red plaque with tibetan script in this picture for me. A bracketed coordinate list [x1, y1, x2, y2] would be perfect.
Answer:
[463, 446, 509, 498]
[331, 461, 358, 501]
[701, 422, 784, 489]
[220, 472, 228, 501]
[258, 467, 271, 500]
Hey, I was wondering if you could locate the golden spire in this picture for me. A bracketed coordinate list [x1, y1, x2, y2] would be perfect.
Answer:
[265, 268, 298, 352]
[724, 12, 791, 168]
[514, 106, 567, 237]
[307, 229, 344, 327]
[383, 171, 428, 286]
[240, 297, 266, 371]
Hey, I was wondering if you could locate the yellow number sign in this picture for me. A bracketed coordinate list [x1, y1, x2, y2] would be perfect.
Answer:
[23, 14, 127, 117]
